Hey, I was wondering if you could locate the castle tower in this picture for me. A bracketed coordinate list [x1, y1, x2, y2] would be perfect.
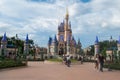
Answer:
[78, 38, 82, 48]
[54, 35, 58, 54]
[47, 37, 52, 55]
[64, 8, 70, 42]
[0, 33, 7, 56]
[94, 36, 99, 55]
[117, 36, 120, 51]
[77, 38, 82, 55]
[24, 34, 29, 57]
[47, 8, 78, 57]
[50, 35, 57, 56]
[67, 38, 70, 55]
[57, 20, 64, 41]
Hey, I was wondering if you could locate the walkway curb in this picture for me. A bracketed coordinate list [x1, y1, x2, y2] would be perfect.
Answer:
[44, 60, 82, 65]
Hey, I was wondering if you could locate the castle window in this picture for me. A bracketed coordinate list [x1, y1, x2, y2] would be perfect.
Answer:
[60, 35, 64, 41]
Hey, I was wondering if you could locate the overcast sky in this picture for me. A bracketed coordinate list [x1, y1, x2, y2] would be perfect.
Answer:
[0, 0, 120, 48]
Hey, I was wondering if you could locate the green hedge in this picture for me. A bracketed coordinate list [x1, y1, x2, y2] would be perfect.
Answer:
[47, 58, 78, 63]
[0, 59, 26, 69]
[27, 58, 44, 61]
[104, 63, 120, 70]
[83, 59, 95, 63]
[47, 58, 62, 62]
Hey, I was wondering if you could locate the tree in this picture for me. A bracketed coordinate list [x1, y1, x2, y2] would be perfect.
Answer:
[101, 47, 107, 57]
[90, 40, 117, 55]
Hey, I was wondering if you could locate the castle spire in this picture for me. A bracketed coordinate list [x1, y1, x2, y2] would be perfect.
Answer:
[25, 34, 29, 44]
[52, 35, 57, 43]
[94, 36, 99, 55]
[95, 36, 99, 44]
[77, 38, 82, 48]
[65, 7, 69, 20]
[1, 32, 7, 42]
[78, 38, 81, 45]
[66, 7, 69, 16]
[48, 37, 52, 45]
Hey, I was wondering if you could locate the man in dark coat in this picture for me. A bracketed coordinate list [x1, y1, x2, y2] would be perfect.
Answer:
[98, 54, 105, 72]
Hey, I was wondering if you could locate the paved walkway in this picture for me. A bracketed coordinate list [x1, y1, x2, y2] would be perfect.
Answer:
[0, 62, 120, 80]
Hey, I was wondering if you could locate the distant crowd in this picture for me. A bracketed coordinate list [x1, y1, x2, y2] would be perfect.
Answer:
[62, 53, 106, 72]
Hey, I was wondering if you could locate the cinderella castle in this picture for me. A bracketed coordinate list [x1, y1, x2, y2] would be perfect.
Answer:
[47, 9, 82, 57]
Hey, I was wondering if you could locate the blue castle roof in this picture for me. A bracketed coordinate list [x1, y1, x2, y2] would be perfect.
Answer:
[78, 38, 80, 44]
[1, 32, 7, 42]
[72, 36, 76, 46]
[48, 37, 52, 45]
[78, 38, 81, 45]
[74, 40, 76, 46]
[118, 36, 120, 44]
[54, 35, 57, 42]
[95, 36, 99, 44]
[25, 34, 29, 44]
[52, 35, 57, 43]
[72, 36, 74, 41]
[58, 21, 64, 32]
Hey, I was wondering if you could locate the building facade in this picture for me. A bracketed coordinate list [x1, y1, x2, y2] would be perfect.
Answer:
[0, 33, 29, 59]
[0, 33, 18, 59]
[117, 36, 120, 57]
[47, 9, 82, 57]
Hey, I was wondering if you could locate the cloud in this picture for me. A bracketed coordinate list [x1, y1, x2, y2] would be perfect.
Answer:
[80, 0, 91, 3]
[0, 22, 10, 28]
[27, 17, 58, 31]
[0, 0, 120, 48]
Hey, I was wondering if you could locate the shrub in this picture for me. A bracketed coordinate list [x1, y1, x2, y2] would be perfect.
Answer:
[104, 63, 120, 70]
[27, 58, 44, 61]
[44, 56, 48, 60]
[0, 59, 26, 69]
[47, 58, 62, 62]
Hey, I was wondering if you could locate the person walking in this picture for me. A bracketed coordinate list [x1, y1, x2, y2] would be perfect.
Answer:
[94, 54, 99, 70]
[78, 56, 83, 64]
[98, 54, 105, 72]
[62, 54, 67, 64]
[66, 54, 71, 67]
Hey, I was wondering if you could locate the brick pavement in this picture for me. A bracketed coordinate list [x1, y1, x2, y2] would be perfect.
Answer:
[0, 62, 120, 80]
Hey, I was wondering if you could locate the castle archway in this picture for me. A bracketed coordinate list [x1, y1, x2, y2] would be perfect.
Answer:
[59, 47, 64, 55]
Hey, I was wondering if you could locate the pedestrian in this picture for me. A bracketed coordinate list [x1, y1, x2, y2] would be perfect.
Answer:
[66, 54, 71, 67]
[78, 56, 83, 64]
[94, 54, 99, 70]
[108, 55, 112, 71]
[98, 54, 105, 72]
[62, 54, 67, 64]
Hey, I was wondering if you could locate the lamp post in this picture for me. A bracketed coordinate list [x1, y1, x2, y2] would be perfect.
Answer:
[108, 36, 113, 71]
[1, 45, 4, 59]
[14, 34, 18, 60]
[109, 36, 113, 62]
[88, 46, 92, 60]
[32, 45, 36, 60]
